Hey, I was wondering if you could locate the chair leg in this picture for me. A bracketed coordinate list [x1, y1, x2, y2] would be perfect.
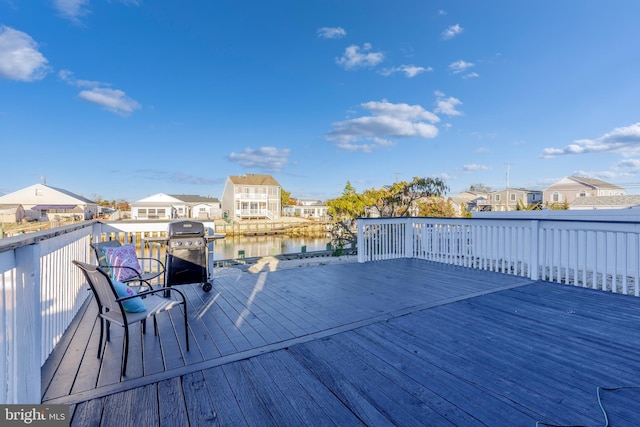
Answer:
[154, 316, 159, 336]
[184, 304, 189, 351]
[97, 318, 104, 358]
[122, 326, 129, 377]
[106, 320, 111, 342]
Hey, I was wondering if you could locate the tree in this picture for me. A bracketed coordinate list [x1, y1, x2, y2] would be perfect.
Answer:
[326, 177, 449, 254]
[364, 177, 449, 217]
[417, 197, 457, 217]
[326, 181, 367, 255]
[281, 188, 291, 207]
[469, 183, 492, 193]
[516, 200, 542, 211]
[544, 201, 569, 210]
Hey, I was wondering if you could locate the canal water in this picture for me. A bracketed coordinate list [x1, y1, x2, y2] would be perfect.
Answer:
[211, 234, 332, 260]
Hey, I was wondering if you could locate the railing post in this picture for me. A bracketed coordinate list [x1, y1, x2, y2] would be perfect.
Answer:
[405, 220, 414, 258]
[529, 220, 540, 281]
[13, 243, 42, 403]
[357, 219, 365, 263]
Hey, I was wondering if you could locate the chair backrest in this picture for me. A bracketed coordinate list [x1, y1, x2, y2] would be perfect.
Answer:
[73, 260, 123, 316]
[91, 240, 122, 268]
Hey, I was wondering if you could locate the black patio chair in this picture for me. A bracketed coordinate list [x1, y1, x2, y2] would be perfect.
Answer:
[73, 260, 189, 376]
[91, 240, 165, 291]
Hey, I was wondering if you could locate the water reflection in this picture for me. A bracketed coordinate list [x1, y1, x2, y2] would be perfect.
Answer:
[212, 234, 331, 260]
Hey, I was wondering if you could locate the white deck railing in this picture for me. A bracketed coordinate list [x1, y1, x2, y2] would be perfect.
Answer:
[357, 211, 640, 297]
[4, 212, 640, 403]
[0, 220, 215, 404]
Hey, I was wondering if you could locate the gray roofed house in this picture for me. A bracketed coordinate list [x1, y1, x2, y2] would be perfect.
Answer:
[131, 193, 221, 220]
[543, 176, 625, 206]
[569, 195, 640, 210]
[0, 183, 99, 221]
[221, 174, 281, 221]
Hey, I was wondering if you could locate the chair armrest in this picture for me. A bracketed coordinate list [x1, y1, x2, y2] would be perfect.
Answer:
[120, 287, 187, 302]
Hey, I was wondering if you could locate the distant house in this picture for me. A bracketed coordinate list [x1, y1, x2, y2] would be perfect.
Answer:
[0, 204, 26, 223]
[543, 176, 625, 206]
[131, 193, 221, 220]
[486, 188, 543, 212]
[451, 191, 490, 214]
[569, 195, 640, 210]
[0, 184, 98, 221]
[221, 174, 281, 221]
[283, 199, 329, 220]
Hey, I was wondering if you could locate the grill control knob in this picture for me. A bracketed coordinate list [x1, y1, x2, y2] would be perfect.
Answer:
[187, 240, 193, 246]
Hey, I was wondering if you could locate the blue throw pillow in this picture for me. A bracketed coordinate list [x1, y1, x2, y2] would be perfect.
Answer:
[112, 280, 147, 313]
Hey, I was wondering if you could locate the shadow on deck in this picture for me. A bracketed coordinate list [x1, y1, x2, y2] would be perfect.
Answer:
[42, 258, 640, 426]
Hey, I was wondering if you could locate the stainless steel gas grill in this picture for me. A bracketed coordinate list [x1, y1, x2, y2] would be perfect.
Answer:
[165, 220, 213, 292]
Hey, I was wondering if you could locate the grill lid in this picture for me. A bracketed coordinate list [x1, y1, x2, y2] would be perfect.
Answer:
[167, 220, 205, 237]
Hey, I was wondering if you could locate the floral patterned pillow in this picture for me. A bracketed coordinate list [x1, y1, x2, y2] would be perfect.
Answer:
[103, 244, 142, 282]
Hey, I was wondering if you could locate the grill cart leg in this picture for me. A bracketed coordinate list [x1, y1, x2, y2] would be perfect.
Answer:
[202, 282, 212, 292]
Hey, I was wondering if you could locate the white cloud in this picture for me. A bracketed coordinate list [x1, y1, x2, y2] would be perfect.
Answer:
[78, 88, 141, 116]
[448, 59, 474, 74]
[434, 91, 463, 116]
[336, 43, 384, 70]
[135, 169, 223, 185]
[52, 0, 140, 23]
[617, 159, 640, 171]
[60, 69, 141, 115]
[380, 64, 432, 78]
[0, 26, 50, 81]
[52, 0, 90, 22]
[326, 100, 439, 151]
[317, 27, 346, 39]
[463, 72, 479, 79]
[541, 123, 640, 158]
[361, 100, 440, 123]
[462, 164, 491, 172]
[441, 24, 463, 40]
[58, 69, 103, 88]
[228, 147, 290, 173]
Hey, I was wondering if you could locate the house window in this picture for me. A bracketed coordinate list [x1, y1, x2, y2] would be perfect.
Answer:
[553, 192, 559, 202]
[579, 191, 586, 197]
[510, 193, 516, 201]
[138, 208, 147, 218]
[35, 188, 43, 196]
[494, 194, 500, 202]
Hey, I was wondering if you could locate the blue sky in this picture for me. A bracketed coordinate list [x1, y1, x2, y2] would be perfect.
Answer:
[2, 1, 640, 202]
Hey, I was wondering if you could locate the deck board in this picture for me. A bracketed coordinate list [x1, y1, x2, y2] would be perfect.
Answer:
[200, 366, 249, 426]
[39, 258, 640, 426]
[157, 377, 189, 427]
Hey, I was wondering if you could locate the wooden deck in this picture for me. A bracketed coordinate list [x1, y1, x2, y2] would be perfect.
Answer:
[42, 258, 640, 426]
